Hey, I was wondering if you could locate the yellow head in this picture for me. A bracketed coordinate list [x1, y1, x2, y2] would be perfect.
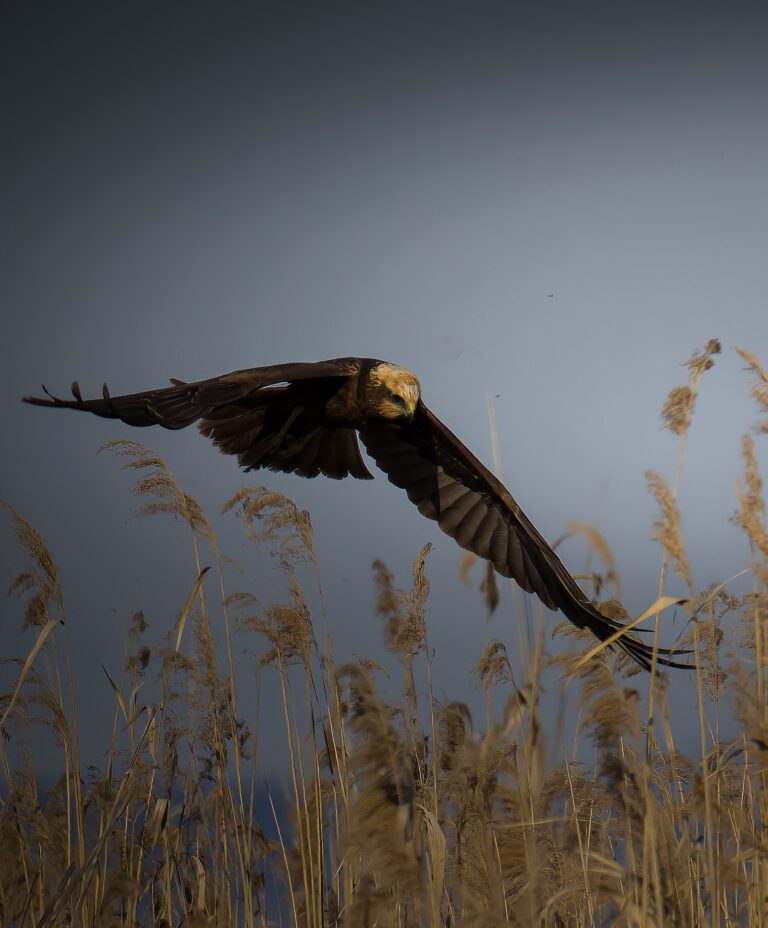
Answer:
[368, 363, 421, 420]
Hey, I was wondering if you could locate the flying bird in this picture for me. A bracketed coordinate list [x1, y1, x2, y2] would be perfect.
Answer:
[24, 358, 687, 670]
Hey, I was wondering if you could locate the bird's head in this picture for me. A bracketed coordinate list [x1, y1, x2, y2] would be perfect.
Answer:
[367, 363, 420, 421]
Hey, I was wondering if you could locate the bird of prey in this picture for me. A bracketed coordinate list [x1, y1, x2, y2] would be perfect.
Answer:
[24, 357, 686, 670]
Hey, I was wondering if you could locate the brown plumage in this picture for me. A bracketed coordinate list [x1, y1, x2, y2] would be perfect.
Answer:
[24, 357, 689, 670]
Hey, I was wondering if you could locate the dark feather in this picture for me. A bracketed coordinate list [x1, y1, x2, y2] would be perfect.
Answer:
[199, 385, 373, 481]
[23, 359, 360, 429]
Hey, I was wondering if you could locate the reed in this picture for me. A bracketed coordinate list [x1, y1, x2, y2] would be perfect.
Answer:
[1, 342, 766, 926]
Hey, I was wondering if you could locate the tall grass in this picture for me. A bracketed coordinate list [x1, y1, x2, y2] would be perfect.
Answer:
[1, 341, 767, 926]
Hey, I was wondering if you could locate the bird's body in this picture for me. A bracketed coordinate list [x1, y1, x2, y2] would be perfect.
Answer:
[24, 357, 687, 670]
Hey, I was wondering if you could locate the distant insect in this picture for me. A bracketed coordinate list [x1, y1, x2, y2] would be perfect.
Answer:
[25, 357, 687, 670]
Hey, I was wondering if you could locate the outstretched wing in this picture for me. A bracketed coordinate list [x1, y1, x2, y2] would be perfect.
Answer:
[360, 403, 687, 670]
[23, 359, 361, 430]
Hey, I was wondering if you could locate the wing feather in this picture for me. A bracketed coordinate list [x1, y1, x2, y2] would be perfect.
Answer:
[455, 498, 489, 548]
[473, 510, 500, 559]
[505, 532, 526, 589]
[23, 359, 361, 429]
[438, 491, 477, 533]
[489, 527, 511, 578]
[435, 482, 473, 510]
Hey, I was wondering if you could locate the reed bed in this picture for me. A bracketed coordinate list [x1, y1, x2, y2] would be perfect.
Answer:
[1, 341, 767, 927]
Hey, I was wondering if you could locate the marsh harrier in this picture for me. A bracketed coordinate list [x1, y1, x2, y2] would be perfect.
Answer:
[24, 358, 687, 670]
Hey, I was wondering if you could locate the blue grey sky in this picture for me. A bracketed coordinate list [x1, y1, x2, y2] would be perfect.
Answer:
[2, 1, 768, 772]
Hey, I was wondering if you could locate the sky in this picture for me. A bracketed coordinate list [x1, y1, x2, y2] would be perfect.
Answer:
[2, 0, 768, 777]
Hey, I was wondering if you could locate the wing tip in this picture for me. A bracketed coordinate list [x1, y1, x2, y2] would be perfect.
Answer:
[615, 632, 695, 671]
[22, 385, 63, 408]
[22, 395, 46, 407]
